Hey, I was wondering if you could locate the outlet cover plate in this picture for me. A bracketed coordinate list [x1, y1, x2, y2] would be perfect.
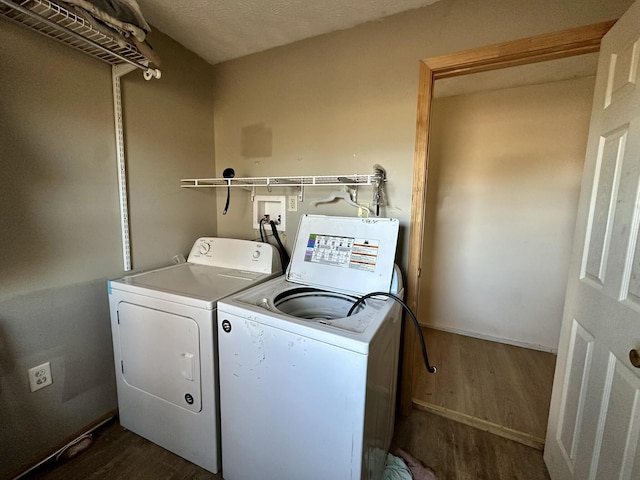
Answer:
[28, 361, 53, 392]
[287, 195, 298, 212]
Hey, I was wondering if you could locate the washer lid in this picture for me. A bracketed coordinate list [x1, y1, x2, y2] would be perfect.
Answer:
[286, 215, 399, 296]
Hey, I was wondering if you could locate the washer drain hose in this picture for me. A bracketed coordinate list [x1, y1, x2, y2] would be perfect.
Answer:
[346, 292, 437, 374]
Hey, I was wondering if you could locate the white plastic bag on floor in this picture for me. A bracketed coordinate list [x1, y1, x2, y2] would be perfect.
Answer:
[383, 453, 413, 480]
[385, 449, 440, 480]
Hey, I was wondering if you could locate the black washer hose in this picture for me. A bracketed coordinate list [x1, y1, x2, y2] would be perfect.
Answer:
[259, 218, 266, 243]
[269, 221, 290, 274]
[346, 292, 437, 374]
[222, 167, 235, 215]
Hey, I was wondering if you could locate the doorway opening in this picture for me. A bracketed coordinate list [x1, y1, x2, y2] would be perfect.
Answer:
[401, 21, 615, 444]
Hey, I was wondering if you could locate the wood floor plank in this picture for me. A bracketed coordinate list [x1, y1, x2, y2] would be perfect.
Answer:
[414, 328, 557, 442]
[20, 419, 220, 480]
[393, 409, 551, 480]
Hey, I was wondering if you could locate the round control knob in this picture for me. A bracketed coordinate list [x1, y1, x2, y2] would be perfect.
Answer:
[199, 242, 211, 255]
[252, 250, 261, 259]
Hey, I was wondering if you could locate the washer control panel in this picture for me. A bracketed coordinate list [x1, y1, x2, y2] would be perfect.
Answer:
[287, 215, 399, 295]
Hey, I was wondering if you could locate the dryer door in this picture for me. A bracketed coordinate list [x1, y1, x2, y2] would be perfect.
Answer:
[117, 302, 202, 412]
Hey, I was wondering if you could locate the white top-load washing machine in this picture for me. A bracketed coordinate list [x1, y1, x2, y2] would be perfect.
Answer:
[107, 237, 281, 474]
[217, 215, 403, 480]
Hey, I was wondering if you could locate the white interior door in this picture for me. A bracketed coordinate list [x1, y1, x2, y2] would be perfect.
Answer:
[544, 2, 640, 479]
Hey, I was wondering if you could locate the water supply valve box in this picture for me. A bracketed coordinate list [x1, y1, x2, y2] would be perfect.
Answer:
[253, 195, 286, 231]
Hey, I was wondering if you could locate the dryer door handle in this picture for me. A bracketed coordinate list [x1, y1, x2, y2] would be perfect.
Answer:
[180, 352, 195, 381]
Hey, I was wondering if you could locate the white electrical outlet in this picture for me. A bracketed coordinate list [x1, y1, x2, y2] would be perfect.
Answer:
[287, 195, 298, 212]
[28, 361, 53, 392]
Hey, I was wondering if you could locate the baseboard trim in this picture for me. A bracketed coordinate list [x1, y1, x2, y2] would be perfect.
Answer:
[412, 399, 546, 451]
[419, 323, 558, 354]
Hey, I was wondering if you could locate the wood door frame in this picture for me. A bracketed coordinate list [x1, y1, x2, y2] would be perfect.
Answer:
[401, 20, 615, 415]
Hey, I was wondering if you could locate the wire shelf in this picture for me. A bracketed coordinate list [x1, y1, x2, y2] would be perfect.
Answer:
[0, 0, 148, 67]
[180, 174, 383, 189]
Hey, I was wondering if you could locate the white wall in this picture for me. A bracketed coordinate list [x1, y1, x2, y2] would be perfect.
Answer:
[422, 77, 595, 351]
[0, 25, 215, 478]
[210, 0, 633, 273]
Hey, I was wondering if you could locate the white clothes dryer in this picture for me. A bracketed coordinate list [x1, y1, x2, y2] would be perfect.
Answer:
[217, 215, 403, 480]
[108, 237, 281, 474]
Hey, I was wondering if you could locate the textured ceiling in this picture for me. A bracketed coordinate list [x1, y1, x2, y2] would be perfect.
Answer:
[136, 0, 441, 65]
